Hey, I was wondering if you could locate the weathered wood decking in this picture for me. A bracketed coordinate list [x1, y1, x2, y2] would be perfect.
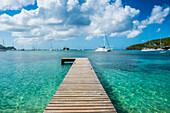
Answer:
[44, 58, 116, 113]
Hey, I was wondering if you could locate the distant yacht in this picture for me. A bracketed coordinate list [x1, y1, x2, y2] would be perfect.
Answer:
[160, 51, 166, 53]
[156, 38, 164, 51]
[141, 47, 157, 51]
[50, 43, 53, 51]
[141, 32, 164, 52]
[0, 39, 7, 51]
[95, 33, 111, 52]
[142, 47, 164, 51]
[156, 48, 164, 51]
[63, 47, 69, 50]
[95, 47, 111, 52]
[32, 46, 36, 51]
[141, 33, 154, 51]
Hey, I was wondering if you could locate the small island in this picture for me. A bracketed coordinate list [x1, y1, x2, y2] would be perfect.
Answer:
[0, 44, 7, 51]
[126, 37, 170, 50]
[0, 44, 16, 51]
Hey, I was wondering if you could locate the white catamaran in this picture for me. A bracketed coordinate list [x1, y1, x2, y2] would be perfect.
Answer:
[95, 34, 111, 52]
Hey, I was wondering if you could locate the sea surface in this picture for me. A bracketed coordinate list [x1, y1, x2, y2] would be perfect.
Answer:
[0, 50, 170, 113]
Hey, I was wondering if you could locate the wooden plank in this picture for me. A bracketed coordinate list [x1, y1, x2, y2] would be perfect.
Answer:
[45, 106, 115, 110]
[44, 58, 116, 113]
[49, 101, 112, 104]
[44, 110, 116, 113]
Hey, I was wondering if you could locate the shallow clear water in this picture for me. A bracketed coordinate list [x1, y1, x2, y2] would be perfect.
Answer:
[0, 50, 170, 113]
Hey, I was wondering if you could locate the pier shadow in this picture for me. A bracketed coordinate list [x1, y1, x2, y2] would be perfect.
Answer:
[61, 62, 73, 65]
[93, 66, 128, 113]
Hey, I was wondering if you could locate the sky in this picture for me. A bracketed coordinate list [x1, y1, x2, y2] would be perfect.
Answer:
[0, 0, 169, 49]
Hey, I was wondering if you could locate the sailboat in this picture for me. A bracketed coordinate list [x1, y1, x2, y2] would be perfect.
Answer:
[0, 39, 7, 51]
[50, 42, 53, 51]
[141, 32, 157, 52]
[141, 47, 157, 51]
[32, 45, 36, 51]
[95, 33, 111, 52]
[156, 38, 164, 51]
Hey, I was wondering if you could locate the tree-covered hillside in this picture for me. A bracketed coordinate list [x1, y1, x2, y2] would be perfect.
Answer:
[126, 37, 170, 50]
[0, 44, 7, 50]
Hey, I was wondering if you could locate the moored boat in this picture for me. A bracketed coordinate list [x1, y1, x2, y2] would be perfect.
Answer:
[95, 33, 111, 52]
[95, 47, 111, 52]
[156, 48, 164, 51]
[141, 47, 157, 51]
[63, 47, 69, 50]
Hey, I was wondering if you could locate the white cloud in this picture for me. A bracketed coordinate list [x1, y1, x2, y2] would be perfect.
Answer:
[0, 0, 169, 45]
[14, 37, 40, 44]
[127, 30, 141, 38]
[142, 40, 146, 42]
[123, 5, 170, 38]
[67, 0, 79, 11]
[0, 0, 35, 10]
[110, 33, 118, 37]
[148, 6, 170, 24]
[156, 28, 161, 33]
[85, 36, 93, 40]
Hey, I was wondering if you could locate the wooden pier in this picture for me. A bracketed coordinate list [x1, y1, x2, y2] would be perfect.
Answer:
[61, 58, 76, 65]
[44, 58, 116, 113]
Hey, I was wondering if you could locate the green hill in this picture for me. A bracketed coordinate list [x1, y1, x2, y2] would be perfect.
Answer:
[125, 37, 170, 50]
[0, 44, 7, 50]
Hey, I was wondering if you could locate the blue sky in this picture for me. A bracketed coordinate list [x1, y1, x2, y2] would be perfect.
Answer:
[0, 0, 169, 49]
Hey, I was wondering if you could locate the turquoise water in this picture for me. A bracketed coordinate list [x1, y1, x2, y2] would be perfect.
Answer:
[0, 50, 170, 113]
[0, 51, 71, 112]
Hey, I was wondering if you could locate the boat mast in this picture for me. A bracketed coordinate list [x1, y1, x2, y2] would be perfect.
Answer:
[160, 38, 161, 48]
[3, 38, 5, 46]
[149, 32, 150, 45]
[51, 42, 52, 49]
[104, 33, 106, 48]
